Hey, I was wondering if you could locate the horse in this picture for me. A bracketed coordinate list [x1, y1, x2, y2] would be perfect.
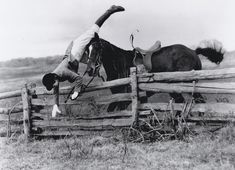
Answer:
[85, 36, 225, 112]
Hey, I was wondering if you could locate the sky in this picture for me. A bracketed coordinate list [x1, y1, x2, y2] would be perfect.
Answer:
[0, 0, 234, 61]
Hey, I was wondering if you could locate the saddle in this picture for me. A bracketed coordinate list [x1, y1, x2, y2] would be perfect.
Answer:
[134, 41, 161, 71]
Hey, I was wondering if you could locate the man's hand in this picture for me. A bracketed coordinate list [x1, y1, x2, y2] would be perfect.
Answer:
[52, 104, 61, 117]
[71, 91, 79, 100]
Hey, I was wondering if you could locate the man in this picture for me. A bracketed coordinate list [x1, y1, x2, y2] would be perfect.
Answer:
[42, 5, 125, 117]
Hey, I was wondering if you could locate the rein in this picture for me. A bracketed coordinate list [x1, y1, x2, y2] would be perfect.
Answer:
[87, 40, 105, 81]
[64, 57, 104, 103]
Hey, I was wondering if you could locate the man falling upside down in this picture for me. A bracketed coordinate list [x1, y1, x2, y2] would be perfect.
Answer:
[42, 5, 125, 117]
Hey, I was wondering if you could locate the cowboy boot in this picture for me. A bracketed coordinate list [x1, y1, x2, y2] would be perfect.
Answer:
[108, 5, 125, 13]
[95, 5, 125, 27]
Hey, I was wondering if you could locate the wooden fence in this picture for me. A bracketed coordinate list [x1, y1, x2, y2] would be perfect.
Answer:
[1, 67, 235, 138]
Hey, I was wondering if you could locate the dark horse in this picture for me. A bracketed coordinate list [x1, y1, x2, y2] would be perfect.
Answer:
[85, 36, 225, 112]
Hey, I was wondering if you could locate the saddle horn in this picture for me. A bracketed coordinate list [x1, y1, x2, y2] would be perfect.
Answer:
[129, 29, 139, 49]
[130, 34, 135, 49]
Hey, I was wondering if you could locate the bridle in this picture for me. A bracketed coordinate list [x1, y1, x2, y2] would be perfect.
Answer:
[86, 41, 105, 81]
[65, 41, 104, 103]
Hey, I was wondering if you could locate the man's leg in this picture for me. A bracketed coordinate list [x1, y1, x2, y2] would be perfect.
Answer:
[69, 5, 125, 62]
[95, 5, 125, 27]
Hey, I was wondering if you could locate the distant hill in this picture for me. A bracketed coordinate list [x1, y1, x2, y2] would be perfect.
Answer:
[0, 55, 64, 68]
[1, 50, 234, 68]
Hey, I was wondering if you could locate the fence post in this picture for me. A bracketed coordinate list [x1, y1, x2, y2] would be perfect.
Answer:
[21, 84, 32, 139]
[130, 67, 139, 126]
[7, 110, 11, 138]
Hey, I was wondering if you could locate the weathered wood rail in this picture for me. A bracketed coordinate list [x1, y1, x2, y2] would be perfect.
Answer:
[1, 67, 235, 138]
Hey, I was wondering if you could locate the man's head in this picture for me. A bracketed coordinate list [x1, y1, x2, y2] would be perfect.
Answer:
[42, 73, 57, 91]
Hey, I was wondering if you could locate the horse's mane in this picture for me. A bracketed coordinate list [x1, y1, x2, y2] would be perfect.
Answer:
[99, 38, 134, 59]
[97, 38, 135, 81]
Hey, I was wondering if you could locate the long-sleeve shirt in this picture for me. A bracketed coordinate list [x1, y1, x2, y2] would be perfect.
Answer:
[70, 24, 100, 62]
[52, 24, 100, 92]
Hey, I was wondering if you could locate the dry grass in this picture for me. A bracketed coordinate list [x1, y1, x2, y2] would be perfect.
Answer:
[0, 125, 234, 170]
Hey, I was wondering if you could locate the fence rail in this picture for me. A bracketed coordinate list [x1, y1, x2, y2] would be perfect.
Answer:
[1, 67, 235, 138]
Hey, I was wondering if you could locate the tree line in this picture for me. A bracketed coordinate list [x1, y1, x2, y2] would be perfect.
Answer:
[0, 55, 64, 67]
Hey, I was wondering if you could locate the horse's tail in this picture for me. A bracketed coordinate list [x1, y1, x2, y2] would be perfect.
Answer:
[195, 39, 226, 65]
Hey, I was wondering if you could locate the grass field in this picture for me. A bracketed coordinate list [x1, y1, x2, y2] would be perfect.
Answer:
[0, 56, 235, 170]
[0, 126, 235, 170]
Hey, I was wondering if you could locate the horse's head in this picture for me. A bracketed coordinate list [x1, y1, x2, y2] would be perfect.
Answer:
[85, 33, 103, 77]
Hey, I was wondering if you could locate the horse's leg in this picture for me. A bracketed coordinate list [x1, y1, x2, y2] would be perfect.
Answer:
[107, 87, 120, 112]
[115, 85, 131, 111]
[108, 100, 131, 112]
[117, 101, 131, 110]
[168, 93, 185, 133]
[106, 72, 131, 112]
[169, 93, 185, 104]
[107, 85, 131, 112]
[107, 101, 131, 112]
[193, 93, 205, 103]
[146, 91, 155, 98]
[114, 70, 132, 111]
[140, 91, 148, 103]
[192, 93, 205, 119]
[169, 93, 185, 116]
[138, 91, 154, 105]
[107, 102, 118, 112]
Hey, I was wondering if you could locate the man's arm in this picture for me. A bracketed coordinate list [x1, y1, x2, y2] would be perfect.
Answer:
[52, 79, 61, 117]
[70, 76, 83, 100]
[53, 79, 59, 105]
